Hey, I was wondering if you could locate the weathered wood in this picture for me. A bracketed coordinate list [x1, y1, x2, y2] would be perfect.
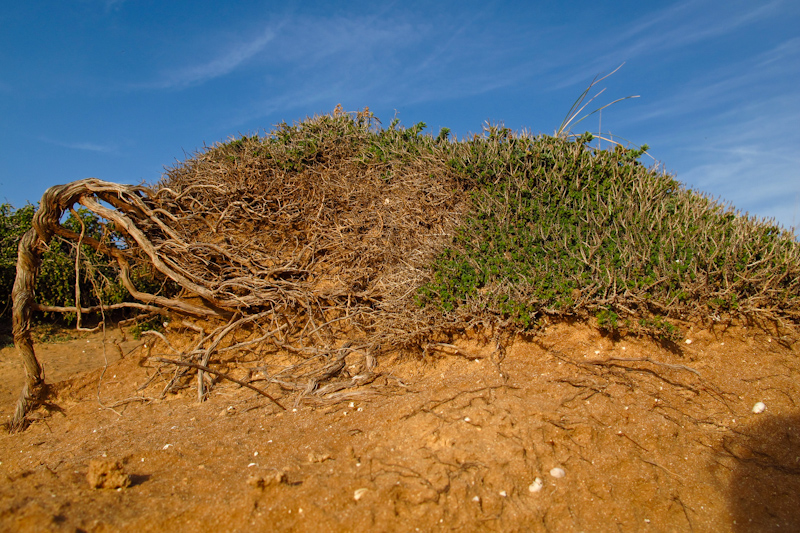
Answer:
[10, 229, 45, 430]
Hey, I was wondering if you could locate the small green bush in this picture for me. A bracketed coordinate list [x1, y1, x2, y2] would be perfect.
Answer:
[0, 203, 164, 325]
[597, 309, 620, 331]
[130, 316, 164, 340]
[0, 203, 35, 318]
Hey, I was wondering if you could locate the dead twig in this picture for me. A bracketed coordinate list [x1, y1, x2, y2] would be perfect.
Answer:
[154, 357, 286, 410]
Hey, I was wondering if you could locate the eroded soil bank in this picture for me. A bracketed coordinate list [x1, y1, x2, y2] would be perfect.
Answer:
[1, 322, 799, 532]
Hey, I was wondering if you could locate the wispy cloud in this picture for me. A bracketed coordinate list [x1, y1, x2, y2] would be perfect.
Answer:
[226, 10, 552, 126]
[77, 0, 126, 14]
[139, 29, 276, 90]
[126, 6, 551, 120]
[679, 151, 800, 231]
[40, 137, 119, 154]
[624, 45, 797, 126]
[549, 0, 784, 91]
[655, 86, 800, 230]
[536, 2, 798, 231]
[615, 0, 781, 57]
[221, 15, 428, 122]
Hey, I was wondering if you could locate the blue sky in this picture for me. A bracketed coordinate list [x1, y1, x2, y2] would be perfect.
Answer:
[2, 0, 798, 233]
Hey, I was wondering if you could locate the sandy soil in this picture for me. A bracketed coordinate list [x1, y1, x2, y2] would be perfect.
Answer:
[1, 320, 799, 532]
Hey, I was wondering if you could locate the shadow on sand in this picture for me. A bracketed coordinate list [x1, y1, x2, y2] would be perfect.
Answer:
[720, 413, 800, 532]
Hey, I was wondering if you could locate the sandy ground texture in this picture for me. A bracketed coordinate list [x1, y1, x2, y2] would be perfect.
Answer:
[1, 320, 799, 532]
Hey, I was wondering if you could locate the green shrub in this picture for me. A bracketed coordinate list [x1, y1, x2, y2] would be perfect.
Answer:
[639, 315, 682, 343]
[597, 309, 620, 331]
[0, 203, 164, 325]
[417, 126, 800, 330]
[0, 203, 35, 318]
[130, 316, 164, 340]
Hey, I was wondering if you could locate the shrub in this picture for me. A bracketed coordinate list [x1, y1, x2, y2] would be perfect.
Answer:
[418, 126, 800, 331]
[7, 108, 800, 342]
[0, 203, 164, 325]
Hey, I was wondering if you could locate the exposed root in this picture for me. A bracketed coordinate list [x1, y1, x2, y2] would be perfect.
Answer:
[8, 114, 468, 426]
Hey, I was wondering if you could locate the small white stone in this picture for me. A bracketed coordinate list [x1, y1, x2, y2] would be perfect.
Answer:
[247, 463, 256, 467]
[685, 339, 692, 344]
[472, 496, 481, 503]
[529, 477, 544, 492]
[464, 417, 471, 422]
[752, 402, 766, 414]
[499, 490, 507, 497]
[354, 488, 368, 501]
[162, 443, 172, 450]
[550, 467, 566, 478]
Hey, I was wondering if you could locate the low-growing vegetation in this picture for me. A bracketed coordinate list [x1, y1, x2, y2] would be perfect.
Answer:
[419, 128, 799, 333]
[6, 105, 799, 430]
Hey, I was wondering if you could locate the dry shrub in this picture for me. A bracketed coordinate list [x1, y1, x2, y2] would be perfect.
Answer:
[9, 108, 799, 430]
[156, 110, 467, 340]
[8, 109, 470, 429]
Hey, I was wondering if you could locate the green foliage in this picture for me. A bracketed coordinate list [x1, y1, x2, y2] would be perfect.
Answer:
[38, 208, 134, 321]
[639, 316, 682, 343]
[130, 316, 164, 340]
[416, 124, 800, 332]
[0, 203, 163, 324]
[1, 203, 36, 317]
[597, 309, 620, 331]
